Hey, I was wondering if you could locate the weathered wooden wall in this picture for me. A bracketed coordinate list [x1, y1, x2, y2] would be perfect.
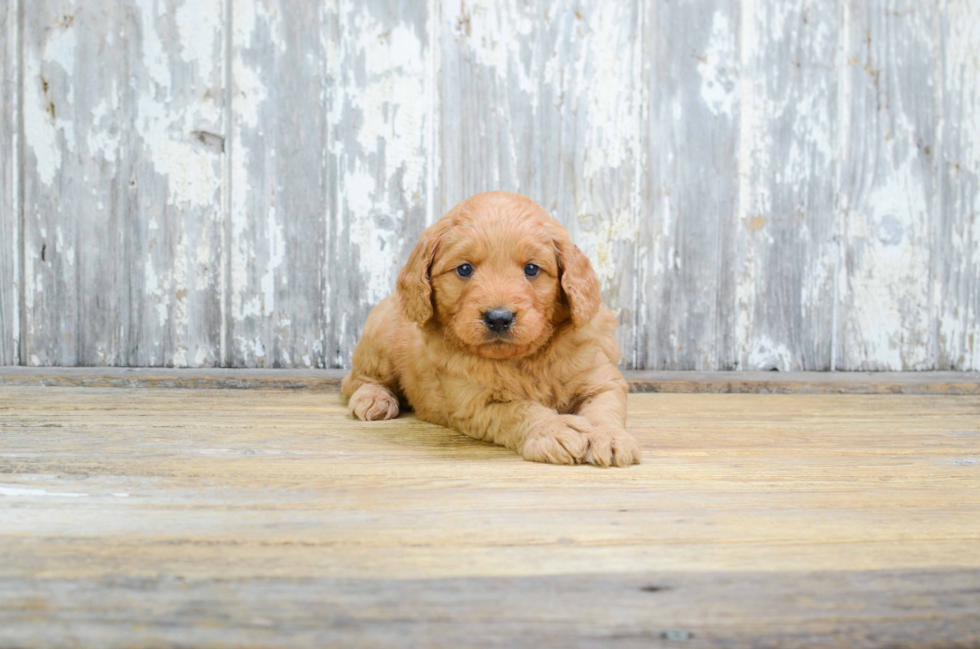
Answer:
[0, 0, 977, 370]
[0, 0, 18, 367]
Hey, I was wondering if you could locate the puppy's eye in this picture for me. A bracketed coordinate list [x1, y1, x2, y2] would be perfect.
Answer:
[523, 263, 540, 278]
[456, 263, 474, 278]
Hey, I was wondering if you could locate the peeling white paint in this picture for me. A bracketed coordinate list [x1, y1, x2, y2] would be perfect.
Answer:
[44, 21, 77, 75]
[86, 98, 120, 163]
[577, 2, 635, 182]
[138, 96, 219, 207]
[346, 166, 398, 304]
[353, 21, 427, 198]
[232, 56, 268, 130]
[260, 205, 284, 316]
[330, 2, 434, 319]
[845, 151, 932, 370]
[747, 336, 793, 371]
[139, 2, 172, 89]
[230, 0, 274, 349]
[733, 0, 840, 370]
[144, 255, 171, 328]
[575, 209, 638, 286]
[236, 336, 266, 360]
[24, 58, 61, 186]
[937, 3, 980, 370]
[171, 231, 190, 366]
[460, 0, 539, 106]
[175, 0, 221, 81]
[698, 11, 736, 117]
[839, 5, 940, 371]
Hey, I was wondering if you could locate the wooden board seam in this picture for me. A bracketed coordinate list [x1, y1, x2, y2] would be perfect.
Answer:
[0, 368, 976, 394]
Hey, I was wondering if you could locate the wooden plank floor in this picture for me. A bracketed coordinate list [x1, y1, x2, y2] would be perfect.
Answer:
[1, 386, 979, 647]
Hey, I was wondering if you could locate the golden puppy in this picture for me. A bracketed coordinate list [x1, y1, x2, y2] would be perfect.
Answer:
[341, 191, 640, 467]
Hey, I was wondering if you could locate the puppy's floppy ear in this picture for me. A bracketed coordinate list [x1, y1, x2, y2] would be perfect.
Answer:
[555, 234, 602, 327]
[397, 223, 444, 324]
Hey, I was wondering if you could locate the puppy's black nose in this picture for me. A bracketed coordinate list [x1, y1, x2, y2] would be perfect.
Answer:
[482, 308, 514, 333]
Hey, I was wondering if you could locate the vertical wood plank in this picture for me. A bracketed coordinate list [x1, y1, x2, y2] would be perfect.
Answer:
[638, 0, 739, 370]
[228, 1, 329, 368]
[837, 1, 941, 370]
[23, 0, 112, 365]
[21, 0, 225, 366]
[439, 0, 643, 366]
[325, 0, 436, 367]
[937, 1, 980, 370]
[733, 0, 839, 371]
[0, 0, 19, 365]
[129, 0, 226, 367]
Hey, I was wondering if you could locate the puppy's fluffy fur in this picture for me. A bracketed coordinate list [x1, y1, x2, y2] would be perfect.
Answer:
[341, 192, 640, 467]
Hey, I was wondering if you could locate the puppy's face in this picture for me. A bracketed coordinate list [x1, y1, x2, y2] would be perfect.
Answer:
[429, 217, 563, 359]
[397, 192, 601, 361]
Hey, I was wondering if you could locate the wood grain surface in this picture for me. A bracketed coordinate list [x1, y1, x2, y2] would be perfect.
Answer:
[1, 387, 978, 646]
[20, 0, 226, 367]
[2, 1, 979, 371]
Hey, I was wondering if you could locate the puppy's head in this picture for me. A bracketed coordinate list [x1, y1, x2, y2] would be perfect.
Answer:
[397, 192, 601, 360]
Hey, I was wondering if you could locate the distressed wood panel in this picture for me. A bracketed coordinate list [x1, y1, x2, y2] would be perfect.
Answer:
[937, 1, 980, 370]
[6, 0, 980, 370]
[734, 0, 839, 371]
[127, 0, 226, 367]
[228, 1, 329, 368]
[0, 0, 18, 365]
[439, 0, 643, 366]
[837, 1, 941, 370]
[21, 0, 224, 367]
[638, 0, 739, 370]
[325, 0, 436, 368]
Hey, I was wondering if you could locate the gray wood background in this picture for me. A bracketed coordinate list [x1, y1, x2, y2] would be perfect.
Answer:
[0, 0, 977, 371]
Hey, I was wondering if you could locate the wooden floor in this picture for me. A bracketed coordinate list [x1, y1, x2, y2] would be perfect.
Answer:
[1, 385, 979, 647]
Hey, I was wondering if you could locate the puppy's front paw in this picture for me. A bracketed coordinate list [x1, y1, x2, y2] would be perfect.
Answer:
[584, 425, 641, 467]
[520, 414, 591, 465]
[348, 384, 400, 421]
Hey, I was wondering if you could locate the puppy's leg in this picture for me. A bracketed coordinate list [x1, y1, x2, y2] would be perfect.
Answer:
[575, 370, 641, 467]
[449, 399, 589, 465]
[342, 295, 401, 421]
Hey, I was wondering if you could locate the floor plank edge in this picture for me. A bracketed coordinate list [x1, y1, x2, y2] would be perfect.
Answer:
[0, 367, 978, 393]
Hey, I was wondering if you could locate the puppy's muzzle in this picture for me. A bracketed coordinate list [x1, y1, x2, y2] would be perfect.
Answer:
[482, 308, 514, 335]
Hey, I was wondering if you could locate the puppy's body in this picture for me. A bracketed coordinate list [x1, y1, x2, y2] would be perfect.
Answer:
[342, 192, 640, 467]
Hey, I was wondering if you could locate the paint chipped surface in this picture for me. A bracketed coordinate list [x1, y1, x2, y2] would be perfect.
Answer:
[229, 0, 334, 368]
[24, 24, 76, 187]
[733, 0, 837, 371]
[1, 0, 19, 365]
[21, 0, 224, 366]
[937, 2, 980, 370]
[325, 0, 434, 367]
[838, 2, 941, 371]
[4, 0, 979, 370]
[698, 11, 737, 117]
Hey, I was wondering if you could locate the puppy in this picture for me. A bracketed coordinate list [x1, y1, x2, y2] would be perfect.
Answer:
[341, 191, 640, 467]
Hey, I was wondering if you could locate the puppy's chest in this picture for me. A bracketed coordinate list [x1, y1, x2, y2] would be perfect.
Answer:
[484, 362, 581, 412]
